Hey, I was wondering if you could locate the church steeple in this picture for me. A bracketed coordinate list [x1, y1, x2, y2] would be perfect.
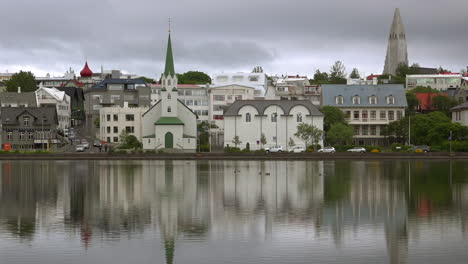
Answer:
[164, 33, 175, 78]
[383, 8, 408, 75]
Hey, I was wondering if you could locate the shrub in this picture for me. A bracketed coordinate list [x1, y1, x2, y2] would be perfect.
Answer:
[145, 150, 157, 154]
[306, 145, 315, 152]
[199, 144, 210, 152]
[224, 146, 241, 153]
[158, 150, 165, 154]
[370, 149, 380, 153]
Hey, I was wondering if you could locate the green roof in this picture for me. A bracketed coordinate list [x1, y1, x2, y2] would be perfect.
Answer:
[164, 34, 175, 77]
[155, 117, 184, 125]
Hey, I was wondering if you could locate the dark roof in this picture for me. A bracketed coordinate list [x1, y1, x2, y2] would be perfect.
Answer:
[224, 100, 323, 116]
[321, 84, 407, 108]
[414, 67, 438, 75]
[451, 102, 468, 111]
[1, 107, 58, 126]
[56, 87, 85, 101]
[89, 78, 147, 89]
[0, 92, 37, 106]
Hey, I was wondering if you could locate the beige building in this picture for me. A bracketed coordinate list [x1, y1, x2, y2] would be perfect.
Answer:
[451, 102, 468, 127]
[99, 102, 148, 143]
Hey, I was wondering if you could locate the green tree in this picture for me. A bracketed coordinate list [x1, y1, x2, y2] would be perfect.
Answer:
[349, 68, 360, 79]
[329, 61, 347, 84]
[232, 136, 242, 147]
[140, 76, 155, 83]
[260, 133, 267, 148]
[408, 86, 440, 94]
[393, 63, 420, 84]
[177, 71, 211, 84]
[326, 123, 354, 145]
[6, 71, 37, 92]
[119, 131, 142, 149]
[405, 93, 419, 115]
[312, 70, 329, 84]
[321, 106, 346, 132]
[432, 95, 458, 116]
[294, 123, 323, 148]
[94, 117, 100, 128]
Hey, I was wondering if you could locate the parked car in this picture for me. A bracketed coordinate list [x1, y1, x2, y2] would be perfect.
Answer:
[290, 146, 305, 153]
[75, 145, 85, 152]
[265, 146, 283, 153]
[347, 147, 366, 153]
[411, 145, 430, 153]
[318, 147, 336, 153]
[93, 140, 102, 148]
[81, 139, 90, 149]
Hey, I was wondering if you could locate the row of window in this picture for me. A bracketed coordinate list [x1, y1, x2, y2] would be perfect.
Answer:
[5, 131, 51, 141]
[104, 126, 135, 134]
[58, 105, 68, 111]
[180, 99, 208, 106]
[213, 95, 242, 101]
[194, 110, 209, 116]
[243, 113, 303, 123]
[336, 95, 395, 105]
[354, 125, 380, 136]
[177, 89, 207, 96]
[103, 114, 135, 122]
[345, 110, 403, 121]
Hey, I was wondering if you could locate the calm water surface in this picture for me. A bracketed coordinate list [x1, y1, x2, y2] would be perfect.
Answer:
[0, 160, 467, 264]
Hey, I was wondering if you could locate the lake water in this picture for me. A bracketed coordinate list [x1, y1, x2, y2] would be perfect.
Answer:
[0, 160, 467, 264]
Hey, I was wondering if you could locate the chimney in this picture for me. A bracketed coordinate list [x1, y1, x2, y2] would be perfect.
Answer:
[17, 86, 21, 93]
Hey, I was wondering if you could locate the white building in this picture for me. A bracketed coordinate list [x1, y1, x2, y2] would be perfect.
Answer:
[451, 102, 468, 127]
[141, 32, 197, 152]
[223, 100, 324, 151]
[321, 84, 407, 145]
[35, 86, 71, 130]
[406, 74, 462, 91]
[265, 75, 321, 105]
[211, 72, 267, 91]
[99, 102, 148, 143]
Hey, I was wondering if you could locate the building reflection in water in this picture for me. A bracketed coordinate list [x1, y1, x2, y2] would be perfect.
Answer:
[0, 160, 467, 264]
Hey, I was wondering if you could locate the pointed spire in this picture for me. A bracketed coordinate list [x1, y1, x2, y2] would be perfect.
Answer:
[383, 8, 408, 75]
[389, 8, 406, 39]
[164, 33, 175, 78]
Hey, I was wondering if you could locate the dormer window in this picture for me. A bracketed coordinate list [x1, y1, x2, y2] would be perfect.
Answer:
[167, 106, 171, 113]
[336, 95, 344, 105]
[387, 95, 395, 104]
[23, 117, 30, 127]
[369, 95, 377, 104]
[352, 95, 360, 105]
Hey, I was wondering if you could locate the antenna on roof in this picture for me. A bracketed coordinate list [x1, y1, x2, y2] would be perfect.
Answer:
[168, 17, 172, 33]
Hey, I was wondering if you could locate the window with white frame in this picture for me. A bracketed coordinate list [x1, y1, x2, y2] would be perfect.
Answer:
[397, 110, 402, 120]
[353, 95, 360, 105]
[369, 95, 377, 104]
[245, 113, 251, 122]
[23, 117, 30, 127]
[387, 95, 395, 104]
[380, 111, 386, 120]
[7, 132, 12, 140]
[271, 113, 277, 122]
[388, 111, 395, 120]
[336, 95, 344, 105]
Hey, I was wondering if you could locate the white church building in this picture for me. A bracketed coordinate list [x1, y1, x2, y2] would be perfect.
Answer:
[223, 100, 324, 151]
[141, 32, 197, 151]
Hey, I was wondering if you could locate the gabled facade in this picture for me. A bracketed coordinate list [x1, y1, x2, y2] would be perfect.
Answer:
[451, 102, 468, 127]
[141, 32, 197, 152]
[35, 86, 71, 130]
[322, 84, 407, 145]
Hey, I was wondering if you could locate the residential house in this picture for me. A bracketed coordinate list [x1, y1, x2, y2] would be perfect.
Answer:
[442, 88, 468, 105]
[99, 102, 148, 143]
[406, 74, 462, 91]
[141, 32, 197, 152]
[84, 78, 151, 136]
[265, 75, 321, 105]
[56, 87, 85, 126]
[0, 90, 36, 108]
[35, 86, 71, 130]
[0, 107, 60, 150]
[451, 102, 468, 127]
[224, 100, 324, 151]
[211, 72, 267, 91]
[321, 84, 407, 145]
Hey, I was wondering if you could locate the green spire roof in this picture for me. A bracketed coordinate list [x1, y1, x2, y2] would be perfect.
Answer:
[164, 33, 175, 77]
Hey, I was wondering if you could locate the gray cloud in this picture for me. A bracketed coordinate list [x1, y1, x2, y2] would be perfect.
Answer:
[0, 0, 467, 78]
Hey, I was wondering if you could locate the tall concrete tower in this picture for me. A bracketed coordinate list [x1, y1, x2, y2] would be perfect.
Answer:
[383, 8, 408, 75]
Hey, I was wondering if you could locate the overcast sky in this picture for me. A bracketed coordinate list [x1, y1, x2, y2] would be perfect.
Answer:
[0, 0, 466, 79]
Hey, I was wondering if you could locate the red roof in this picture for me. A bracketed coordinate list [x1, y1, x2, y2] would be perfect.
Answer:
[60, 79, 85, 88]
[80, 61, 93, 77]
[366, 74, 381, 80]
[415, 93, 447, 111]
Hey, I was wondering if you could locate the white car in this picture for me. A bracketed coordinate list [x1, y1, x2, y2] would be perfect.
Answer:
[81, 140, 90, 149]
[347, 147, 366, 153]
[318, 147, 336, 153]
[265, 146, 283, 153]
[290, 146, 305, 153]
[75, 145, 85, 152]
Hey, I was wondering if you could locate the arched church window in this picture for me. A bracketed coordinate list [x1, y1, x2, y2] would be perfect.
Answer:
[168, 106, 171, 113]
[245, 113, 251, 122]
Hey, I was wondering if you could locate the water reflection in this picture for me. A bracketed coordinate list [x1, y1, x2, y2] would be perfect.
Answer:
[0, 160, 467, 264]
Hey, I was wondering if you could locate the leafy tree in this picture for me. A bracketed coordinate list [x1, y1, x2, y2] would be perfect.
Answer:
[312, 70, 329, 84]
[326, 123, 354, 145]
[119, 131, 142, 149]
[405, 93, 419, 115]
[232, 136, 242, 147]
[408, 86, 440, 94]
[321, 106, 346, 132]
[6, 71, 37, 92]
[252, 66, 263, 73]
[432, 95, 458, 116]
[329, 61, 347, 84]
[140, 76, 155, 83]
[349, 68, 360, 79]
[177, 71, 211, 84]
[260, 133, 267, 147]
[294, 123, 323, 149]
[393, 63, 420, 84]
[94, 117, 100, 128]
